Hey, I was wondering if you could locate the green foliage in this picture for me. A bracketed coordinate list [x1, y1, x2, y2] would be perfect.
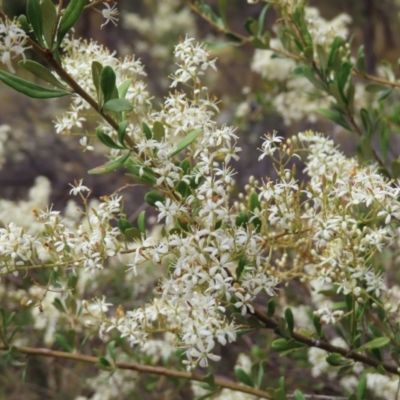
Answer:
[0, 70, 71, 98]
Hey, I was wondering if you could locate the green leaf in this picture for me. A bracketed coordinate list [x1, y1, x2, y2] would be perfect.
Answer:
[271, 339, 305, 351]
[379, 124, 389, 162]
[153, 121, 165, 142]
[5, 312, 16, 326]
[275, 388, 288, 400]
[218, 0, 228, 27]
[235, 211, 248, 227]
[302, 65, 327, 92]
[18, 60, 66, 89]
[27, 0, 44, 46]
[55, 333, 73, 352]
[223, 32, 243, 44]
[67, 274, 78, 290]
[278, 376, 287, 399]
[202, 373, 216, 389]
[124, 160, 157, 185]
[118, 218, 134, 234]
[169, 129, 202, 158]
[313, 314, 322, 337]
[91, 61, 103, 102]
[293, 390, 306, 400]
[100, 65, 118, 104]
[236, 257, 246, 280]
[317, 108, 352, 131]
[56, 0, 86, 48]
[103, 98, 133, 113]
[118, 79, 132, 99]
[96, 127, 125, 150]
[357, 337, 390, 352]
[267, 299, 275, 318]
[142, 122, 152, 140]
[356, 45, 366, 74]
[40, 0, 57, 48]
[378, 88, 393, 101]
[52, 298, 67, 313]
[256, 361, 265, 389]
[250, 36, 270, 49]
[284, 308, 294, 335]
[337, 62, 352, 96]
[17, 15, 31, 33]
[107, 340, 116, 362]
[249, 191, 261, 212]
[124, 227, 142, 240]
[21, 361, 29, 383]
[392, 160, 400, 179]
[326, 353, 350, 366]
[0, 70, 71, 99]
[138, 211, 146, 234]
[359, 135, 374, 160]
[235, 368, 254, 387]
[244, 17, 258, 36]
[258, 4, 270, 36]
[199, 2, 224, 28]
[117, 120, 128, 147]
[124, 227, 141, 240]
[360, 108, 371, 136]
[357, 373, 367, 400]
[365, 83, 388, 93]
[88, 152, 131, 175]
[376, 364, 386, 375]
[327, 37, 343, 70]
[145, 192, 166, 207]
[96, 356, 113, 371]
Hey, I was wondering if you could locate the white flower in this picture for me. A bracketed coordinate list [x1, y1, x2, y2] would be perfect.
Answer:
[101, 3, 119, 28]
[79, 136, 94, 152]
[0, 19, 28, 73]
[314, 305, 344, 324]
[188, 340, 221, 368]
[259, 131, 284, 159]
[234, 292, 254, 316]
[69, 179, 90, 196]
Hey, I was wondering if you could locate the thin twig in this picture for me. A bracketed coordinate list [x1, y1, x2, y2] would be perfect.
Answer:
[0, 344, 273, 399]
[251, 306, 400, 376]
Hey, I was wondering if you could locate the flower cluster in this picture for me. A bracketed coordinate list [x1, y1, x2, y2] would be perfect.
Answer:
[0, 18, 28, 73]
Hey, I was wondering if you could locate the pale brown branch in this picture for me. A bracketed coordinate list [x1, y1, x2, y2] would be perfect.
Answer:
[251, 306, 400, 376]
[0, 344, 273, 399]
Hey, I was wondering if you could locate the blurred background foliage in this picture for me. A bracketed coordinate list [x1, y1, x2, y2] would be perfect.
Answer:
[1, 0, 400, 399]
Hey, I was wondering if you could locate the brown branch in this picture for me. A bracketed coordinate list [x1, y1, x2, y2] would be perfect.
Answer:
[0, 344, 273, 399]
[251, 306, 400, 376]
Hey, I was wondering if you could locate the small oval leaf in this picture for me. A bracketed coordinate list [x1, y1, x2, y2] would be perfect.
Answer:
[153, 121, 165, 141]
[100, 66, 117, 104]
[145, 192, 166, 207]
[138, 211, 146, 234]
[88, 152, 130, 175]
[27, 0, 44, 46]
[41, 0, 57, 48]
[56, 0, 86, 48]
[358, 337, 390, 352]
[118, 120, 129, 147]
[103, 98, 133, 113]
[18, 60, 66, 89]
[142, 122, 152, 140]
[169, 129, 202, 158]
[118, 79, 132, 99]
[92, 61, 103, 101]
[96, 127, 126, 150]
